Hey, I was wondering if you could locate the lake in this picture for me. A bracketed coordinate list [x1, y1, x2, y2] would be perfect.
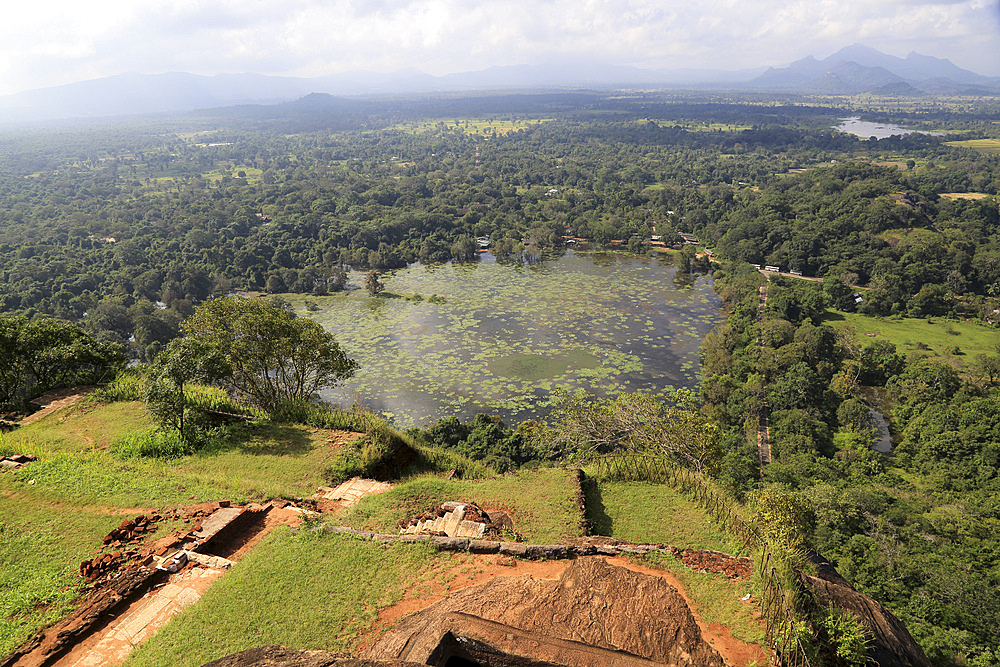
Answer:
[835, 116, 943, 140]
[287, 250, 722, 428]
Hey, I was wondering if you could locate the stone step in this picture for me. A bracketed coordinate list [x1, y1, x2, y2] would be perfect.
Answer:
[455, 520, 486, 539]
[442, 508, 465, 536]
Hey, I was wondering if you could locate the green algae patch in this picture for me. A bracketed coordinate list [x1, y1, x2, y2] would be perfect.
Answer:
[489, 350, 602, 381]
[285, 251, 721, 428]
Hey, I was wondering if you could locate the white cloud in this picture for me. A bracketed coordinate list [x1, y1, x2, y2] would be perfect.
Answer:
[0, 0, 997, 95]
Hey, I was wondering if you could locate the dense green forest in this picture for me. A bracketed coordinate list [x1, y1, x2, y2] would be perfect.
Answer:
[701, 267, 999, 665]
[1, 93, 998, 363]
[2, 91, 999, 665]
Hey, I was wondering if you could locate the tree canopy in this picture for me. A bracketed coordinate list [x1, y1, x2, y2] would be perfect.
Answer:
[182, 296, 358, 411]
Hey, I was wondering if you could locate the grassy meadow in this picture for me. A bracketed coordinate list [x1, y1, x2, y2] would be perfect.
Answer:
[124, 531, 451, 667]
[0, 499, 125, 655]
[338, 468, 585, 544]
[2, 394, 769, 663]
[943, 138, 1000, 154]
[582, 478, 734, 552]
[821, 310, 999, 363]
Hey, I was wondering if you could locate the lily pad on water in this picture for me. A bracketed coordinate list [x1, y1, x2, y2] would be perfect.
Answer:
[288, 250, 722, 428]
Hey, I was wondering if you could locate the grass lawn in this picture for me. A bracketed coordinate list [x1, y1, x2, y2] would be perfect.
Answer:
[124, 529, 451, 667]
[582, 478, 734, 553]
[0, 401, 153, 454]
[944, 138, 1000, 154]
[820, 310, 999, 362]
[0, 497, 125, 656]
[1, 401, 359, 508]
[339, 468, 584, 544]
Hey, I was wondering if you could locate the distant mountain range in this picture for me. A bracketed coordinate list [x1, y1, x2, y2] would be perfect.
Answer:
[749, 44, 999, 95]
[0, 44, 996, 123]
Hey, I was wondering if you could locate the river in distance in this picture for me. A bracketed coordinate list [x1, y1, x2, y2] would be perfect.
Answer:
[284, 250, 722, 428]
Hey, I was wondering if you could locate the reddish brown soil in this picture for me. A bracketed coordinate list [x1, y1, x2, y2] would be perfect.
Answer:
[677, 549, 753, 579]
[322, 430, 365, 448]
[207, 507, 303, 561]
[367, 554, 766, 667]
[369, 555, 570, 643]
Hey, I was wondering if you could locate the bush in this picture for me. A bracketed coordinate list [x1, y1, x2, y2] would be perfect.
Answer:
[818, 609, 871, 665]
[92, 371, 145, 402]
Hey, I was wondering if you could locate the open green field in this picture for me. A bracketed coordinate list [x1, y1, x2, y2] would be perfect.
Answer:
[582, 478, 733, 552]
[821, 310, 999, 362]
[944, 139, 1000, 154]
[0, 401, 354, 507]
[387, 117, 553, 136]
[0, 499, 125, 655]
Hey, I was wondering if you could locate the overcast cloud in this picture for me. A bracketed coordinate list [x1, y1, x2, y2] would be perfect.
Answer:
[0, 0, 998, 96]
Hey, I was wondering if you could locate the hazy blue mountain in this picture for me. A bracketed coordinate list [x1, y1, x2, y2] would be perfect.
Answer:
[751, 44, 997, 94]
[0, 45, 995, 123]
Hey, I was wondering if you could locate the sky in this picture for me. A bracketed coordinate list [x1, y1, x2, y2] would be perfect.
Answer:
[0, 0, 998, 96]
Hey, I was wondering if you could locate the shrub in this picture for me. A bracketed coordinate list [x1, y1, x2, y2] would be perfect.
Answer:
[92, 371, 145, 402]
[818, 609, 871, 665]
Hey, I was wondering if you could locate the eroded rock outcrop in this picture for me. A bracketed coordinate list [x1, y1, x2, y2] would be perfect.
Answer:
[364, 557, 726, 667]
[801, 553, 931, 667]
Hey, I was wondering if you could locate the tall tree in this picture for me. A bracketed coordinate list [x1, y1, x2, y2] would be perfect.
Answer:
[182, 296, 358, 411]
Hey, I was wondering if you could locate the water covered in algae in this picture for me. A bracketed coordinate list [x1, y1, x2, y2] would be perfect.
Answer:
[289, 251, 721, 428]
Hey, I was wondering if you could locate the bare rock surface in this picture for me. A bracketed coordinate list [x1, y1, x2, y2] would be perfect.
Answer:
[201, 645, 422, 667]
[800, 553, 931, 667]
[364, 557, 726, 667]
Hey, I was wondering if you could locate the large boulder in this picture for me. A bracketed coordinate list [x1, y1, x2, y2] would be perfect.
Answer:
[364, 557, 726, 667]
[800, 553, 931, 667]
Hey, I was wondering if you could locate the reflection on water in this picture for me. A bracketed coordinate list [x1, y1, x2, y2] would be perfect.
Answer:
[835, 116, 943, 140]
[293, 251, 722, 428]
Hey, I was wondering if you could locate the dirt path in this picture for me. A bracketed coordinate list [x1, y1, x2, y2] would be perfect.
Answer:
[19, 387, 95, 427]
[368, 554, 766, 667]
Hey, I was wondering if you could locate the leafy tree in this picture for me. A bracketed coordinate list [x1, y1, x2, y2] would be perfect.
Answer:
[0, 316, 123, 406]
[747, 486, 815, 552]
[182, 296, 358, 411]
[413, 413, 536, 473]
[143, 337, 229, 441]
[364, 270, 385, 297]
[545, 389, 722, 472]
[856, 340, 906, 386]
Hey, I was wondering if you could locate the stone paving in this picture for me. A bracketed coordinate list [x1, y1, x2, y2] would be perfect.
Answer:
[54, 566, 224, 667]
[312, 477, 393, 507]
